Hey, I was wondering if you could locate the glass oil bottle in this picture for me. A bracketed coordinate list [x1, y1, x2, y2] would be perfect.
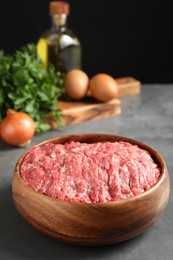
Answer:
[37, 1, 81, 73]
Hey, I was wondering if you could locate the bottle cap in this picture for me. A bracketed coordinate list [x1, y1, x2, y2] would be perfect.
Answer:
[50, 1, 69, 15]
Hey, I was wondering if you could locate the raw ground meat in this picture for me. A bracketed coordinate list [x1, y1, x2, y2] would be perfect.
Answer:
[20, 141, 161, 203]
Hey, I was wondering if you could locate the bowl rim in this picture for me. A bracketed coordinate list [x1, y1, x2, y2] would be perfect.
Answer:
[13, 133, 168, 206]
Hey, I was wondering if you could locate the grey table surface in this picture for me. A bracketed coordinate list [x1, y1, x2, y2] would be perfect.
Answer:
[0, 84, 172, 260]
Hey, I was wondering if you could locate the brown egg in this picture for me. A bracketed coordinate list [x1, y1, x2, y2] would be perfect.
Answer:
[64, 69, 89, 100]
[89, 73, 119, 102]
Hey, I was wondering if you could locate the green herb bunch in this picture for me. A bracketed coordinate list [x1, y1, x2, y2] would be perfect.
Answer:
[0, 43, 64, 134]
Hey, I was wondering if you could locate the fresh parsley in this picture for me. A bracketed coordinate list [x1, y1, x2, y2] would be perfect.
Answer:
[0, 43, 64, 134]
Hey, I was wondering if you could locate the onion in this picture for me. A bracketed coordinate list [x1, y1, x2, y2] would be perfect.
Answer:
[0, 109, 35, 147]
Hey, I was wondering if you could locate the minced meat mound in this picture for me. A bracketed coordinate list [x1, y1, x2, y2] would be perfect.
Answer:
[20, 141, 161, 203]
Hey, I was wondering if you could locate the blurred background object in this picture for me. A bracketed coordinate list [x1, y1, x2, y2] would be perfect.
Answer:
[0, 0, 172, 83]
[37, 1, 82, 73]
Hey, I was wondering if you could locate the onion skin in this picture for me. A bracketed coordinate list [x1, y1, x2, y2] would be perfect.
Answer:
[0, 109, 35, 146]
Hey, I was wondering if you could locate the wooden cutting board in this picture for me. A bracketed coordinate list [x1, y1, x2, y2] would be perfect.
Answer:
[48, 77, 141, 127]
[115, 77, 141, 97]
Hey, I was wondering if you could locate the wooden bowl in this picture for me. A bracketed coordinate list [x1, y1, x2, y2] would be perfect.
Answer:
[12, 134, 170, 246]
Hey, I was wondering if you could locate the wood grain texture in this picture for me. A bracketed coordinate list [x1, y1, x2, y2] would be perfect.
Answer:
[12, 134, 170, 246]
[59, 98, 121, 125]
[116, 76, 141, 97]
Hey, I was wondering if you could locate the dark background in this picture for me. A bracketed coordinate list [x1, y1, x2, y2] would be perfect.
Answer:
[0, 0, 172, 83]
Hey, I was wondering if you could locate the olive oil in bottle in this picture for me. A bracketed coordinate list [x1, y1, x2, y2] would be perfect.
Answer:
[37, 1, 81, 73]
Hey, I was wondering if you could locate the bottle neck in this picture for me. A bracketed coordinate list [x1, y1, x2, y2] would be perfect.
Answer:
[51, 14, 68, 33]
